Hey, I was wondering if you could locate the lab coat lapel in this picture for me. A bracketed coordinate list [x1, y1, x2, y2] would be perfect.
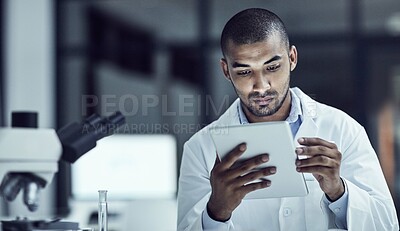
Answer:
[293, 117, 318, 146]
[293, 118, 318, 178]
[293, 118, 330, 230]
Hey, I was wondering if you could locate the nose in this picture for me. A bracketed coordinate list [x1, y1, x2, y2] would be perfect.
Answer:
[253, 72, 271, 92]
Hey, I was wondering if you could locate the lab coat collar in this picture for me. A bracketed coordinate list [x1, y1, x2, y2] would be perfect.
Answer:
[290, 87, 319, 145]
[290, 87, 318, 120]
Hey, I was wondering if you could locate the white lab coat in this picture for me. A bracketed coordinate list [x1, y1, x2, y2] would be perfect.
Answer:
[177, 88, 399, 231]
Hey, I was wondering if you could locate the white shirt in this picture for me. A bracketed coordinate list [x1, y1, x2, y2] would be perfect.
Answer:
[177, 87, 399, 231]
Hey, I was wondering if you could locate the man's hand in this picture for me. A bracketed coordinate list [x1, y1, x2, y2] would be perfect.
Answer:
[295, 137, 344, 201]
[207, 143, 277, 222]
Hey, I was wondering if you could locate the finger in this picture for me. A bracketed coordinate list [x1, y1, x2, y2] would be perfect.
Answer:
[241, 180, 271, 195]
[296, 165, 336, 177]
[219, 143, 247, 169]
[236, 167, 276, 186]
[298, 137, 337, 149]
[295, 145, 339, 159]
[296, 155, 339, 168]
[230, 154, 270, 176]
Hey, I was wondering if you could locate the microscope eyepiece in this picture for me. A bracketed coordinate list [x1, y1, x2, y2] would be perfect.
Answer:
[58, 111, 125, 163]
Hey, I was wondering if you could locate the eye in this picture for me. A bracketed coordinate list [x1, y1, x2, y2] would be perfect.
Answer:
[237, 70, 251, 76]
[266, 64, 280, 72]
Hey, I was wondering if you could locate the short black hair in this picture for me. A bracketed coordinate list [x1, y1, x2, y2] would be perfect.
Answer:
[221, 8, 289, 57]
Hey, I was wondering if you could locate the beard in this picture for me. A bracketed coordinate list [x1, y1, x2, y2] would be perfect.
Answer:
[243, 83, 290, 117]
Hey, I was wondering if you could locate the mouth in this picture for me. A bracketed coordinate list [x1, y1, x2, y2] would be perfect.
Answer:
[252, 97, 274, 106]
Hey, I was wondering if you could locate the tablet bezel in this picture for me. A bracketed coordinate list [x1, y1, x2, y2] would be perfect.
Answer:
[209, 121, 309, 199]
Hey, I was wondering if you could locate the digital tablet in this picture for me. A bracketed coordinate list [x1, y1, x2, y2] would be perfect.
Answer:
[209, 121, 309, 199]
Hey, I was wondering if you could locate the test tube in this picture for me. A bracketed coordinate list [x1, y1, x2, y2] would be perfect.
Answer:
[98, 190, 108, 231]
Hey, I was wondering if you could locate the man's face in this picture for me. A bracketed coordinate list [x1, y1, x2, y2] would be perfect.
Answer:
[221, 34, 297, 121]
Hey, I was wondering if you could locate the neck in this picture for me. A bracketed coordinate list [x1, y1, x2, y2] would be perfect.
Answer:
[244, 91, 292, 123]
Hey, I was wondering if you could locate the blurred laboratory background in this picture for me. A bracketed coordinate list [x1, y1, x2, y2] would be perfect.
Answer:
[1, 0, 400, 230]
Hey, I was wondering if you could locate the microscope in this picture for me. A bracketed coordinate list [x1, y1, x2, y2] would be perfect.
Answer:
[0, 111, 125, 230]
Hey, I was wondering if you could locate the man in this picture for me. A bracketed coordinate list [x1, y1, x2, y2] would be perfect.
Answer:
[177, 8, 399, 231]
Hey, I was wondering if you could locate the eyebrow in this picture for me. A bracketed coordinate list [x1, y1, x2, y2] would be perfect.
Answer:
[231, 55, 282, 68]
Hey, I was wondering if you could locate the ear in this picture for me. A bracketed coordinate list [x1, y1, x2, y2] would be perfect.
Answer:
[220, 58, 231, 81]
[289, 45, 298, 72]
